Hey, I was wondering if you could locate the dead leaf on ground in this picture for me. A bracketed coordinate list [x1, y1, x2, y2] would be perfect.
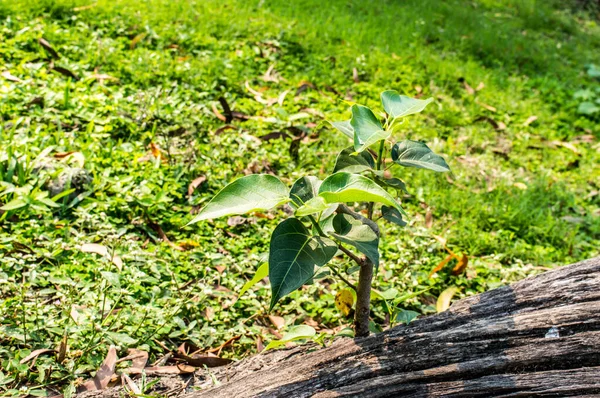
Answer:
[20, 349, 57, 365]
[39, 38, 60, 59]
[352, 68, 359, 83]
[425, 208, 433, 228]
[452, 254, 469, 275]
[295, 81, 315, 96]
[476, 101, 497, 112]
[79, 243, 123, 270]
[147, 221, 183, 251]
[256, 336, 264, 353]
[436, 287, 459, 313]
[57, 332, 67, 363]
[175, 343, 233, 367]
[475, 82, 485, 91]
[429, 253, 454, 278]
[214, 265, 226, 274]
[187, 175, 207, 197]
[523, 115, 538, 126]
[268, 315, 285, 330]
[207, 335, 241, 354]
[77, 345, 117, 392]
[122, 373, 141, 395]
[227, 216, 248, 227]
[212, 103, 227, 121]
[127, 365, 196, 375]
[463, 81, 475, 95]
[2, 71, 23, 83]
[51, 65, 79, 81]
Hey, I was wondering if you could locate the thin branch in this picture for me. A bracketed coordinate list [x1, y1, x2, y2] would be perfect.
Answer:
[338, 244, 364, 267]
[328, 265, 357, 292]
[336, 204, 380, 237]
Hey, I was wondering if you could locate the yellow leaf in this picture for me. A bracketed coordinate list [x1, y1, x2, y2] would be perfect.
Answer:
[452, 254, 469, 275]
[513, 182, 527, 190]
[429, 253, 455, 278]
[148, 143, 161, 159]
[436, 287, 458, 313]
[335, 289, 355, 317]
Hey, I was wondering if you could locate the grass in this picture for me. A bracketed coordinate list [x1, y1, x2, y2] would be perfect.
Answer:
[1, 0, 599, 395]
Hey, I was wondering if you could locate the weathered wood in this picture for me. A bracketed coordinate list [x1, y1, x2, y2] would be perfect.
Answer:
[191, 257, 600, 397]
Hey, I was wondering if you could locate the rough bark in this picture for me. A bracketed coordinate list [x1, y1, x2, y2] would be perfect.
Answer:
[191, 257, 600, 397]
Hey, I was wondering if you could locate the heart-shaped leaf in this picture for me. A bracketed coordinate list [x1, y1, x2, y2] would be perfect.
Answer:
[391, 140, 450, 172]
[188, 174, 289, 224]
[330, 213, 379, 265]
[381, 90, 433, 119]
[330, 120, 354, 139]
[269, 218, 337, 310]
[395, 309, 419, 325]
[333, 146, 375, 173]
[319, 172, 404, 214]
[350, 105, 389, 152]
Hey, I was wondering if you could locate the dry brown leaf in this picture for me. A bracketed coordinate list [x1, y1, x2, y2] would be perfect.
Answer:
[79, 243, 123, 270]
[475, 82, 485, 91]
[1, 71, 23, 83]
[187, 175, 207, 197]
[77, 345, 117, 392]
[207, 335, 241, 354]
[39, 38, 60, 59]
[414, 85, 422, 94]
[463, 81, 475, 95]
[476, 101, 497, 112]
[256, 336, 264, 353]
[51, 65, 78, 81]
[214, 265, 226, 274]
[523, 115, 538, 126]
[57, 332, 67, 363]
[122, 373, 141, 395]
[89, 73, 118, 82]
[452, 254, 469, 275]
[352, 68, 359, 83]
[212, 103, 227, 121]
[131, 365, 196, 375]
[425, 208, 433, 229]
[73, 3, 96, 11]
[429, 253, 455, 278]
[20, 349, 56, 365]
[268, 315, 285, 330]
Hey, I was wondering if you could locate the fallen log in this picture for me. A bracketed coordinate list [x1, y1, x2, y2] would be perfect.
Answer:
[192, 257, 600, 397]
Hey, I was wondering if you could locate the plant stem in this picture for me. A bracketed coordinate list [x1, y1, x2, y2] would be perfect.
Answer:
[307, 215, 325, 237]
[338, 244, 364, 267]
[355, 139, 386, 337]
[327, 265, 357, 292]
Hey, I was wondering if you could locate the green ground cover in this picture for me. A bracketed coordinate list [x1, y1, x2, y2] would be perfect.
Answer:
[1, 0, 599, 394]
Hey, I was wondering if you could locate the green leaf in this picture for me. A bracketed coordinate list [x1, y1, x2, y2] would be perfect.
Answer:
[578, 102, 600, 115]
[188, 174, 289, 224]
[373, 175, 408, 193]
[0, 199, 27, 211]
[238, 262, 269, 298]
[381, 205, 407, 227]
[350, 105, 390, 152]
[101, 271, 120, 288]
[330, 120, 354, 139]
[395, 309, 419, 325]
[329, 213, 379, 265]
[391, 140, 450, 172]
[372, 287, 399, 301]
[380, 90, 433, 119]
[264, 325, 316, 350]
[333, 146, 375, 173]
[319, 172, 404, 213]
[289, 176, 321, 208]
[106, 332, 137, 346]
[269, 218, 337, 310]
[294, 196, 330, 217]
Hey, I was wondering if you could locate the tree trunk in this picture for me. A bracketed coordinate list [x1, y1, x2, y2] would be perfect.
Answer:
[191, 257, 600, 397]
